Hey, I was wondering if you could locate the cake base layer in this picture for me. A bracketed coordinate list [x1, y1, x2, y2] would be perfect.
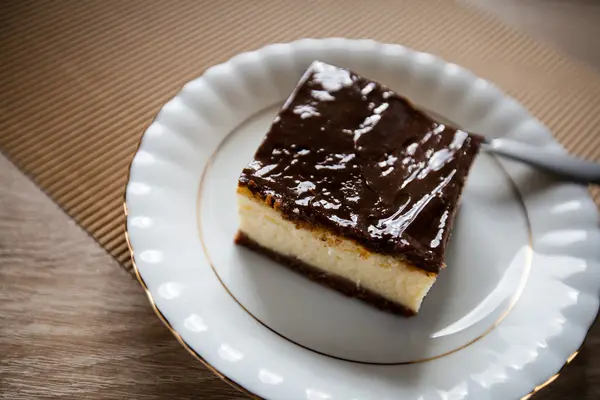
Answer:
[236, 188, 437, 314]
[235, 232, 416, 316]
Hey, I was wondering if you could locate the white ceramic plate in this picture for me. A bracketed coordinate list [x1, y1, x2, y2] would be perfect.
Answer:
[125, 38, 600, 399]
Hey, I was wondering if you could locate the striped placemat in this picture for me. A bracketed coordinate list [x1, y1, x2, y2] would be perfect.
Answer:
[1, 0, 599, 274]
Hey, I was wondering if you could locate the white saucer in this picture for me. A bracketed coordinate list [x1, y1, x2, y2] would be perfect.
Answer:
[125, 38, 600, 399]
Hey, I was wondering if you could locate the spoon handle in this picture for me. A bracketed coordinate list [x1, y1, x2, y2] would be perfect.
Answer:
[484, 138, 600, 185]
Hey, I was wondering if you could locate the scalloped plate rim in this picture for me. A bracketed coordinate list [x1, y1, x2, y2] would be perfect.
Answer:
[124, 38, 600, 400]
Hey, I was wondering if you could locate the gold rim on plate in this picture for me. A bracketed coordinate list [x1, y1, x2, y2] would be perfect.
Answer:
[195, 114, 532, 365]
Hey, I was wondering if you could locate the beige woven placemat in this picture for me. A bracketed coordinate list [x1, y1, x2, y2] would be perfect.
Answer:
[1, 0, 599, 274]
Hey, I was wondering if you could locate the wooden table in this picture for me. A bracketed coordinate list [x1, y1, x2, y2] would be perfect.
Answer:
[2, 1, 599, 398]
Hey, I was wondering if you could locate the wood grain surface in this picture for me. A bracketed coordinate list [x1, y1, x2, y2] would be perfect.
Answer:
[1, 1, 600, 399]
[0, 155, 244, 399]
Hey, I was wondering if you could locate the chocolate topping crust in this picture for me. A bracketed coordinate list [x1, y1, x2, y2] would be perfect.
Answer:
[239, 62, 482, 273]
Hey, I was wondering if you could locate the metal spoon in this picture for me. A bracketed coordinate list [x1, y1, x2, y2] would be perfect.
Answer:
[482, 137, 600, 185]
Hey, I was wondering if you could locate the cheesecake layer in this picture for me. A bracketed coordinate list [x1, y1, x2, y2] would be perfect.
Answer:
[237, 188, 437, 314]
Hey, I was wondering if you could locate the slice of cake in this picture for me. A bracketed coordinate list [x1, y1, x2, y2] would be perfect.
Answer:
[235, 61, 482, 316]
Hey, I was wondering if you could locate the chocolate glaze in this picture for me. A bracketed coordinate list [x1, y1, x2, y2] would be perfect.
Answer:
[239, 61, 482, 273]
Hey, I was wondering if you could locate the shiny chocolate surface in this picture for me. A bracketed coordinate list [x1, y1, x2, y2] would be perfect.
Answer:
[239, 62, 481, 272]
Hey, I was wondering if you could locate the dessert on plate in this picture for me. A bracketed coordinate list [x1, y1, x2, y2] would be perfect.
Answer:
[235, 61, 482, 315]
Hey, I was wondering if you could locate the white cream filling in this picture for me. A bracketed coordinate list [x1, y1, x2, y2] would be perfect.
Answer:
[237, 191, 437, 313]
